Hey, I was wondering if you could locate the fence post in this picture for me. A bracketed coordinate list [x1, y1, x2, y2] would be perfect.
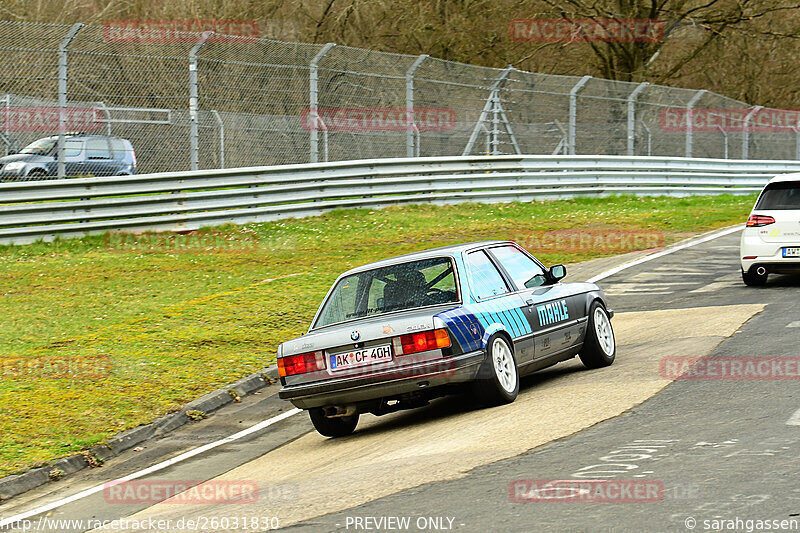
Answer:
[627, 82, 648, 155]
[57, 23, 84, 179]
[189, 31, 213, 172]
[406, 54, 428, 158]
[211, 110, 225, 169]
[742, 106, 763, 159]
[684, 90, 706, 158]
[639, 120, 652, 156]
[795, 127, 800, 161]
[309, 43, 336, 163]
[568, 75, 591, 155]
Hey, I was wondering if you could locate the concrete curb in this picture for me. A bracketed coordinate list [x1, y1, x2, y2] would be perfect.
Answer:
[0, 365, 280, 501]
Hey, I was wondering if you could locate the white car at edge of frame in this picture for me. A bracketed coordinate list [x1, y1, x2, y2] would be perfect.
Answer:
[741, 174, 800, 286]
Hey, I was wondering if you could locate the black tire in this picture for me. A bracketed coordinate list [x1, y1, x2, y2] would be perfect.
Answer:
[308, 408, 358, 438]
[579, 301, 616, 369]
[742, 269, 767, 286]
[27, 169, 48, 180]
[472, 334, 519, 405]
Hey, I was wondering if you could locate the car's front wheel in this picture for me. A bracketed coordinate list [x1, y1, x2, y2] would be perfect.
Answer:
[579, 302, 616, 369]
[473, 334, 519, 405]
[308, 408, 359, 438]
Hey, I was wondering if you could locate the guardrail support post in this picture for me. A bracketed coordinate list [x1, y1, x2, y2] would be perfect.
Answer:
[189, 31, 213, 172]
[684, 90, 706, 158]
[406, 54, 428, 158]
[57, 23, 84, 179]
[568, 76, 591, 155]
[309, 43, 336, 163]
[742, 106, 763, 160]
[627, 82, 648, 155]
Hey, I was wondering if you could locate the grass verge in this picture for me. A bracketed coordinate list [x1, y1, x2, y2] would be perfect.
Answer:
[0, 194, 755, 476]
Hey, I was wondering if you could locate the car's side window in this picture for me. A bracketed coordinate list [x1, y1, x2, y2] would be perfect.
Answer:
[110, 139, 127, 159]
[86, 139, 111, 160]
[466, 250, 509, 300]
[489, 245, 547, 289]
[64, 140, 83, 158]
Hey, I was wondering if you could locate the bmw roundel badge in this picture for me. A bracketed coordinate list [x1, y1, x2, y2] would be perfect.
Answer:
[350, 330, 360, 341]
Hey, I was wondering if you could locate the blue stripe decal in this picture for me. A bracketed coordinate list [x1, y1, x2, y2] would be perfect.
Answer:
[474, 310, 490, 330]
[511, 306, 531, 335]
[437, 308, 476, 352]
[492, 301, 518, 338]
[500, 303, 523, 338]
[481, 306, 500, 328]
[502, 303, 523, 338]
[450, 311, 474, 350]
[500, 307, 521, 338]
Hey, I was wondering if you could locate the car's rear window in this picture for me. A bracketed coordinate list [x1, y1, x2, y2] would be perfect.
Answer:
[314, 257, 458, 328]
[755, 181, 800, 210]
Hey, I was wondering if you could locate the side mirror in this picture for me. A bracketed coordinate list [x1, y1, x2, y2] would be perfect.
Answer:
[549, 264, 566, 281]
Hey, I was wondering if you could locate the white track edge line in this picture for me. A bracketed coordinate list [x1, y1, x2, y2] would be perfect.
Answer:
[585, 226, 743, 284]
[0, 408, 302, 527]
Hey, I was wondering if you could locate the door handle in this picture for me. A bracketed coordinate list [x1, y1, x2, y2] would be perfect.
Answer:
[526, 299, 534, 306]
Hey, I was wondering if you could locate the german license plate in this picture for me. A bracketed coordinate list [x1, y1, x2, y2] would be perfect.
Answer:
[783, 247, 800, 257]
[329, 344, 392, 371]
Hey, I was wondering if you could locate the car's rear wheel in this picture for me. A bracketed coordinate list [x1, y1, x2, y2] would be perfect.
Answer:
[27, 169, 47, 179]
[579, 302, 616, 369]
[308, 408, 359, 438]
[473, 334, 519, 405]
[742, 267, 768, 286]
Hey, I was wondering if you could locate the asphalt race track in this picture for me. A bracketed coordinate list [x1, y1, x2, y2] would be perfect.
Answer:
[2, 229, 799, 533]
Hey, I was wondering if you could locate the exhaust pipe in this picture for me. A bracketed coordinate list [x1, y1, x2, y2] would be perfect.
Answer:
[756, 266, 767, 276]
[323, 405, 357, 418]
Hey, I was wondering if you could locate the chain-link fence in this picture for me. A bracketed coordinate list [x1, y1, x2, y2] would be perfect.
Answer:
[1, 20, 799, 180]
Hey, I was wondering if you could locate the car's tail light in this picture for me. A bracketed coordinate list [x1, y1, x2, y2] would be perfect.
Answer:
[278, 351, 325, 377]
[746, 215, 775, 227]
[392, 329, 451, 356]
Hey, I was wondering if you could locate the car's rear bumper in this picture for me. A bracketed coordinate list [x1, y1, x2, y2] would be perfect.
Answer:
[278, 350, 485, 409]
[740, 232, 800, 271]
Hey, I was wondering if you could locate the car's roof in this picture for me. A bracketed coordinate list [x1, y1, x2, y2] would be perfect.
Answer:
[769, 173, 800, 184]
[37, 134, 123, 141]
[339, 240, 512, 276]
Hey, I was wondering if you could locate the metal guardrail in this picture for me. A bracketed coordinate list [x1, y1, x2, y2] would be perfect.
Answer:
[2, 155, 800, 245]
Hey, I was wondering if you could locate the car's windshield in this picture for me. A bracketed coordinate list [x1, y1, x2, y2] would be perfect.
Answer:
[19, 138, 57, 155]
[755, 181, 800, 210]
[314, 257, 458, 328]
